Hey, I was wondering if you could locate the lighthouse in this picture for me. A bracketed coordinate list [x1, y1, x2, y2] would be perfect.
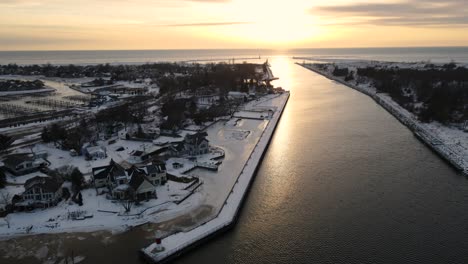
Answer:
[154, 230, 165, 253]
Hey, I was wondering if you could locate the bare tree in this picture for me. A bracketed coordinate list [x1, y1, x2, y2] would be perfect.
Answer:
[119, 188, 135, 213]
[120, 199, 134, 213]
[4, 214, 10, 228]
[0, 192, 11, 210]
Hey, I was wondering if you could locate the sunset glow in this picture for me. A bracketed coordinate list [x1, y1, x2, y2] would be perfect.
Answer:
[0, 0, 467, 50]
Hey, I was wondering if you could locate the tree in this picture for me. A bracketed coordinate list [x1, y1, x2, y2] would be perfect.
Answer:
[41, 127, 51, 142]
[119, 188, 135, 213]
[0, 192, 12, 216]
[76, 192, 83, 206]
[70, 168, 84, 193]
[120, 199, 134, 213]
[0, 134, 13, 151]
[0, 170, 5, 189]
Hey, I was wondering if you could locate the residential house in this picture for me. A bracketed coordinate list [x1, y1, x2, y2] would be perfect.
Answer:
[84, 145, 107, 160]
[2, 154, 48, 176]
[92, 160, 167, 201]
[185, 132, 209, 156]
[128, 145, 165, 164]
[16, 176, 62, 209]
[168, 132, 209, 157]
[92, 160, 126, 188]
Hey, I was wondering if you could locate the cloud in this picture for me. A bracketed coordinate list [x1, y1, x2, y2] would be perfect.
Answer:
[313, 0, 468, 27]
[0, 0, 231, 6]
[163, 22, 252, 27]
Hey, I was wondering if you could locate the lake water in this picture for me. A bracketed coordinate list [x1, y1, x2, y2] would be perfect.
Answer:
[1, 49, 468, 264]
[1, 47, 468, 65]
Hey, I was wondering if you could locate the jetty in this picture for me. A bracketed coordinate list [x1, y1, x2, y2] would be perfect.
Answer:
[140, 92, 290, 263]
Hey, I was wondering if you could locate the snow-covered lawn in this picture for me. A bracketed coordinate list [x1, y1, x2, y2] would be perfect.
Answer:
[0, 93, 288, 243]
[0, 179, 201, 239]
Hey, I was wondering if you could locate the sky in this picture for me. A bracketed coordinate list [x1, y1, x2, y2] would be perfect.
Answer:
[0, 0, 467, 50]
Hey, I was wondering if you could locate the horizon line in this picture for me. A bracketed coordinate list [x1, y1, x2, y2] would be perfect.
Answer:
[1, 46, 468, 52]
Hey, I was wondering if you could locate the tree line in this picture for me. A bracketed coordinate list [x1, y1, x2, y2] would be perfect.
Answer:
[332, 64, 468, 124]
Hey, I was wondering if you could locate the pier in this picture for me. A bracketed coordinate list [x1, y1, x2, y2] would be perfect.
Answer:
[140, 92, 289, 263]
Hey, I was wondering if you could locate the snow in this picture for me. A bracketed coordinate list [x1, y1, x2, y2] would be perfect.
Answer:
[0, 179, 202, 239]
[0, 91, 290, 250]
[0, 88, 55, 96]
[299, 62, 468, 172]
[142, 92, 290, 261]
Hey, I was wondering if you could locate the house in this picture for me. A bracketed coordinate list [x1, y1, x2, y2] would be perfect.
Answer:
[184, 132, 209, 156]
[92, 160, 167, 201]
[168, 132, 209, 157]
[169, 142, 186, 157]
[128, 145, 165, 164]
[2, 154, 48, 176]
[92, 159, 126, 188]
[84, 145, 107, 160]
[139, 161, 167, 186]
[129, 150, 146, 164]
[160, 119, 180, 135]
[228, 91, 248, 101]
[16, 176, 62, 209]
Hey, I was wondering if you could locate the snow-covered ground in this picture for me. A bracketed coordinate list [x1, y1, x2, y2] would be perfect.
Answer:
[298, 62, 468, 173]
[142, 92, 289, 262]
[0, 88, 56, 96]
[0, 178, 202, 238]
[0, 93, 289, 242]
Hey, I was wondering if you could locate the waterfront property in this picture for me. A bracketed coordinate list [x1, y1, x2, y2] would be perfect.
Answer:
[16, 176, 62, 209]
[141, 92, 290, 263]
[169, 132, 209, 157]
[92, 160, 167, 200]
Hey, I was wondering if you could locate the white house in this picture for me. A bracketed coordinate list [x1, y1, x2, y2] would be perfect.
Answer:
[85, 146, 107, 160]
[2, 154, 48, 176]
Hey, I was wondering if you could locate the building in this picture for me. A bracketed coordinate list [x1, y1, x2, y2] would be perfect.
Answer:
[168, 132, 210, 157]
[184, 132, 209, 156]
[16, 176, 62, 209]
[92, 160, 127, 188]
[2, 154, 48, 176]
[92, 160, 167, 201]
[84, 145, 107, 160]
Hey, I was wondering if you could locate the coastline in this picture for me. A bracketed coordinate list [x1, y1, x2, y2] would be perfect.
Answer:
[296, 63, 468, 175]
[140, 91, 290, 263]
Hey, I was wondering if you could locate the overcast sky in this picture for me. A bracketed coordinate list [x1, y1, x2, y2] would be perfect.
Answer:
[0, 0, 467, 50]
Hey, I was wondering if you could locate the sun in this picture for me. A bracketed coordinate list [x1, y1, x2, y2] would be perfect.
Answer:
[197, 0, 320, 47]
